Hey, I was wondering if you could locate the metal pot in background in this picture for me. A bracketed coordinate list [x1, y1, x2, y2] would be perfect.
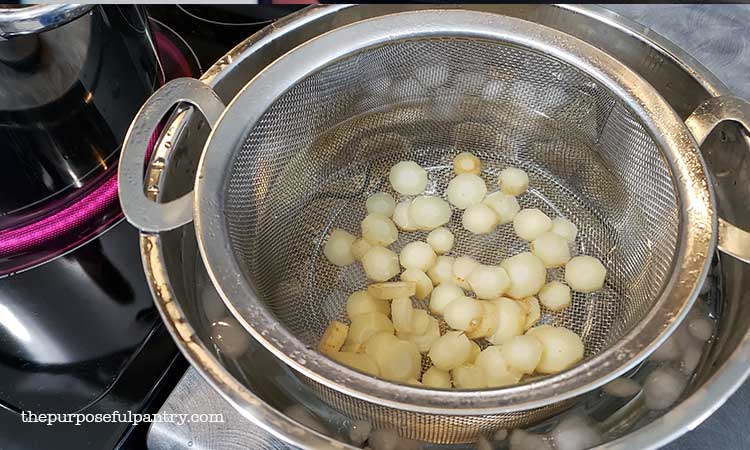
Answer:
[0, 4, 161, 275]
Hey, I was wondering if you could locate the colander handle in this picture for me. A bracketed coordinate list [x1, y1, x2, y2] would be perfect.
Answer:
[118, 78, 225, 233]
[686, 95, 750, 264]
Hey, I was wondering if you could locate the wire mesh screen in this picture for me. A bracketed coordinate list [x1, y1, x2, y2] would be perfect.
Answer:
[220, 37, 680, 439]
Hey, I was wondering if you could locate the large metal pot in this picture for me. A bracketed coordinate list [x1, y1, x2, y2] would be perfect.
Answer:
[0, 4, 161, 275]
[131, 5, 750, 449]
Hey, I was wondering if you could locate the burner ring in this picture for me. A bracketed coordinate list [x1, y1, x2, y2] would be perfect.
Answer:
[0, 26, 198, 277]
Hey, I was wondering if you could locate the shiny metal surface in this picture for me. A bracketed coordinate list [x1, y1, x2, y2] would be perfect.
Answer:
[183, 10, 713, 437]
[0, 4, 93, 38]
[119, 77, 224, 233]
[685, 96, 750, 264]
[0, 5, 161, 277]
[686, 96, 750, 146]
[0, 5, 159, 233]
[147, 368, 290, 450]
[144, 4, 750, 450]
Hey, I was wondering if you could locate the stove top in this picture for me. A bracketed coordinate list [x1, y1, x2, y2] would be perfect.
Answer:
[0, 5, 300, 449]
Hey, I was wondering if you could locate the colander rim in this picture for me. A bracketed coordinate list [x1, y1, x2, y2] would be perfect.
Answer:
[193, 9, 716, 415]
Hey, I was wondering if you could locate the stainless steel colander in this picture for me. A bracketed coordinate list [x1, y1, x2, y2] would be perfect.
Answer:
[119, 9, 750, 444]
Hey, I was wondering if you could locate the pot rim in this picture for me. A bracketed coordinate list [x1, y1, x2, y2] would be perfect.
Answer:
[194, 7, 714, 415]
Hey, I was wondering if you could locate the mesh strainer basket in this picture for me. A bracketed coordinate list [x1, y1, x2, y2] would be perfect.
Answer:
[119, 10, 750, 444]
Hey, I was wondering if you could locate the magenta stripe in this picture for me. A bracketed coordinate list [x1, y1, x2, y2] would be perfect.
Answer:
[0, 175, 120, 256]
[0, 29, 194, 272]
[0, 126, 162, 257]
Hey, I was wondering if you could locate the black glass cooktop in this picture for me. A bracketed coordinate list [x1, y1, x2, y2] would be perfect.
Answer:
[0, 5, 300, 450]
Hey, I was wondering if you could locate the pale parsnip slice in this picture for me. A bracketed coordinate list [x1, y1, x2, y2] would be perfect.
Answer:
[453, 152, 481, 175]
[332, 351, 380, 377]
[466, 301, 499, 339]
[422, 366, 452, 388]
[429, 283, 464, 315]
[400, 269, 433, 300]
[452, 364, 488, 389]
[318, 320, 349, 356]
[428, 331, 472, 371]
[324, 229, 356, 266]
[368, 281, 417, 300]
[527, 326, 584, 374]
[361, 246, 400, 282]
[347, 290, 390, 319]
[488, 297, 526, 345]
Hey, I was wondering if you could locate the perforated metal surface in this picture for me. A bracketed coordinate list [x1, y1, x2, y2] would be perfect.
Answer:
[219, 37, 680, 441]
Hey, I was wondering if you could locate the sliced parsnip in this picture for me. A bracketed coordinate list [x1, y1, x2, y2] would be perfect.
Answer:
[565, 255, 607, 293]
[452, 364, 488, 389]
[488, 297, 526, 345]
[551, 217, 578, 243]
[391, 297, 414, 334]
[429, 283, 464, 315]
[400, 269, 433, 300]
[527, 326, 584, 374]
[530, 232, 571, 268]
[368, 281, 417, 300]
[411, 309, 431, 335]
[502, 335, 543, 374]
[361, 246, 400, 282]
[318, 320, 349, 356]
[498, 167, 529, 196]
[500, 252, 546, 299]
[453, 152, 481, 175]
[468, 265, 510, 300]
[517, 296, 541, 330]
[398, 315, 441, 353]
[409, 196, 452, 231]
[346, 290, 390, 319]
[351, 238, 372, 261]
[483, 191, 520, 224]
[366, 333, 421, 382]
[366, 192, 396, 217]
[538, 281, 572, 312]
[453, 256, 479, 290]
[427, 256, 455, 286]
[428, 331, 472, 371]
[361, 213, 399, 247]
[400, 241, 437, 272]
[363, 331, 396, 358]
[393, 199, 417, 232]
[427, 227, 455, 254]
[462, 203, 498, 234]
[422, 366, 452, 388]
[390, 161, 428, 196]
[513, 208, 552, 241]
[466, 301, 499, 339]
[447, 173, 487, 209]
[332, 351, 380, 376]
[323, 228, 356, 266]
[475, 346, 522, 387]
[346, 312, 394, 352]
[444, 296, 484, 333]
